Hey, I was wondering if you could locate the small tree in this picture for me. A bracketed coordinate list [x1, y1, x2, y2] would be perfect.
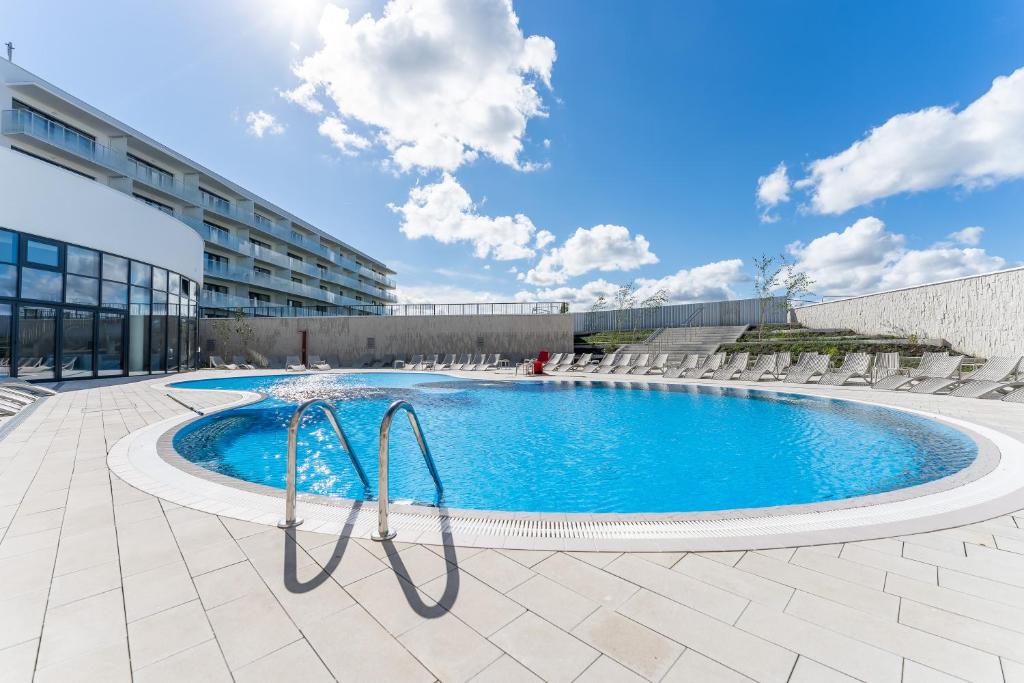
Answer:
[752, 253, 813, 341]
[208, 308, 255, 362]
[638, 288, 668, 339]
[589, 295, 608, 313]
[613, 281, 638, 334]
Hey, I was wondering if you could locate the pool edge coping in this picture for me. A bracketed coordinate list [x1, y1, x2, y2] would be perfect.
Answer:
[106, 369, 1024, 551]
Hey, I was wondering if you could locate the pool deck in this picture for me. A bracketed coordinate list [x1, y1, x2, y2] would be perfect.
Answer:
[2, 370, 1024, 682]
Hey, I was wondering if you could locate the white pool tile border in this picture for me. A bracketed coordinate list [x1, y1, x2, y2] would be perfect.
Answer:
[107, 372, 1024, 551]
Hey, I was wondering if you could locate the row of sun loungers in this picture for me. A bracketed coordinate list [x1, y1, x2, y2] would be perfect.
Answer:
[397, 354, 504, 371]
[0, 379, 56, 417]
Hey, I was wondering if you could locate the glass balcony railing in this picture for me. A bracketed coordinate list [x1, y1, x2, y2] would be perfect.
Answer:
[3, 108, 398, 297]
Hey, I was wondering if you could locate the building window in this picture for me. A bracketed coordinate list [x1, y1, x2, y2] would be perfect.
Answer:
[253, 266, 271, 277]
[287, 299, 303, 308]
[287, 252, 302, 262]
[254, 213, 273, 228]
[317, 264, 328, 277]
[204, 252, 228, 269]
[13, 99, 95, 140]
[200, 188, 231, 213]
[204, 221, 230, 240]
[132, 193, 174, 215]
[204, 283, 228, 295]
[291, 276, 302, 284]
[249, 237, 271, 250]
[127, 153, 174, 186]
[249, 291, 271, 304]
[290, 231, 304, 242]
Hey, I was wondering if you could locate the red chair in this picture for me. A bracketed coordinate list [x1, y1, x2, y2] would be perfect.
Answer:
[533, 350, 550, 375]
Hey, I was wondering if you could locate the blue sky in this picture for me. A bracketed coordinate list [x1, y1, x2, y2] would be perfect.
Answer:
[7, 0, 1023, 307]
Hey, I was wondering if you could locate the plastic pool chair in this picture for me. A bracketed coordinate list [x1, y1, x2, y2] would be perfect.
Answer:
[784, 354, 831, 383]
[905, 355, 968, 393]
[450, 354, 472, 370]
[483, 354, 503, 370]
[664, 354, 699, 379]
[683, 353, 725, 379]
[209, 355, 238, 370]
[568, 353, 593, 371]
[636, 353, 669, 375]
[437, 354, 457, 369]
[1002, 386, 1024, 403]
[623, 353, 654, 375]
[916, 355, 1021, 397]
[873, 352, 950, 390]
[414, 354, 437, 370]
[610, 353, 643, 374]
[542, 353, 564, 372]
[232, 355, 256, 370]
[818, 352, 871, 386]
[0, 380, 56, 397]
[608, 353, 635, 374]
[556, 354, 577, 371]
[712, 352, 749, 380]
[465, 353, 487, 370]
[285, 356, 306, 371]
[581, 354, 616, 374]
[774, 351, 792, 378]
[870, 352, 901, 383]
[739, 353, 777, 381]
[308, 355, 332, 371]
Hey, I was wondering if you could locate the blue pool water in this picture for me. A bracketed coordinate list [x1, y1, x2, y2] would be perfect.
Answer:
[170, 372, 978, 514]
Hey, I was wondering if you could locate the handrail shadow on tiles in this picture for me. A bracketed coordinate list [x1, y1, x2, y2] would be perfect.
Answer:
[278, 398, 370, 529]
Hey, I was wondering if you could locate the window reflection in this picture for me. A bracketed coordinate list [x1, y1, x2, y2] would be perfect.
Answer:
[61, 309, 94, 378]
[0, 304, 11, 377]
[20, 268, 62, 302]
[97, 312, 124, 376]
[17, 306, 56, 381]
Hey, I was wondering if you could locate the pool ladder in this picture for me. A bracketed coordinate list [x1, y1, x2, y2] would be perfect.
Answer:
[278, 399, 443, 542]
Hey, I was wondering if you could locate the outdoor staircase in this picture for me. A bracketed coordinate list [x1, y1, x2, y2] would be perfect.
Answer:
[618, 325, 748, 358]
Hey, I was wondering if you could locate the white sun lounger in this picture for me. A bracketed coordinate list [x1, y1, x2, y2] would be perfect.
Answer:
[542, 353, 564, 372]
[874, 352, 958, 391]
[916, 356, 1021, 397]
[818, 352, 871, 386]
[712, 352, 749, 380]
[581, 354, 617, 374]
[784, 353, 831, 383]
[285, 356, 306, 371]
[437, 354, 457, 369]
[308, 355, 331, 371]
[683, 353, 725, 379]
[634, 353, 669, 375]
[622, 353, 654, 375]
[209, 355, 237, 370]
[1002, 387, 1024, 403]
[664, 354, 699, 379]
[414, 354, 438, 371]
[0, 380, 57, 396]
[566, 353, 592, 371]
[555, 354, 577, 371]
[450, 354, 472, 370]
[738, 353, 777, 381]
[231, 355, 256, 370]
[607, 353, 635, 374]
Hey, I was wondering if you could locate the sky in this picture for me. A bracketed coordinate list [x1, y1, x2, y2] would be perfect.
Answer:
[6, 0, 1024, 308]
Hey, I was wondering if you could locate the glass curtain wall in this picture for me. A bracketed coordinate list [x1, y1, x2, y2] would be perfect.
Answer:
[0, 226, 198, 382]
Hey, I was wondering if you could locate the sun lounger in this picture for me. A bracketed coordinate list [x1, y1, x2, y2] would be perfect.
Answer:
[773, 352, 792, 379]
[624, 353, 655, 375]
[450, 354, 472, 370]
[542, 353, 564, 372]
[784, 353, 831, 383]
[1002, 387, 1024, 403]
[436, 354, 457, 369]
[712, 352, 749, 380]
[0, 380, 56, 396]
[566, 353, 592, 371]
[482, 354, 502, 370]
[738, 354, 777, 381]
[0, 388, 35, 406]
[636, 353, 669, 375]
[911, 356, 1021, 396]
[873, 352, 957, 391]
[231, 355, 256, 370]
[209, 355, 238, 370]
[663, 354, 699, 379]
[414, 354, 437, 370]
[870, 352, 901, 383]
[818, 352, 871, 386]
[607, 353, 635, 374]
[464, 354, 487, 370]
[308, 355, 331, 371]
[581, 352, 610, 374]
[684, 352, 726, 379]
[555, 354, 577, 371]
[285, 355, 306, 371]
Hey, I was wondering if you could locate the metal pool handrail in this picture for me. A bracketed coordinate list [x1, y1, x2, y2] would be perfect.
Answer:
[278, 399, 370, 529]
[372, 400, 443, 541]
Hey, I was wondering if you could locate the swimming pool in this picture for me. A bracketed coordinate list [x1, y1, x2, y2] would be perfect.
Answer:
[170, 372, 978, 514]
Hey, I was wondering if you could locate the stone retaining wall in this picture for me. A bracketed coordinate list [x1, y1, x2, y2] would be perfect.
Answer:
[200, 314, 574, 367]
[793, 267, 1024, 359]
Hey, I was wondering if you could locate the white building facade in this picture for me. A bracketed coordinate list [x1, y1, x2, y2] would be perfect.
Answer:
[0, 57, 397, 320]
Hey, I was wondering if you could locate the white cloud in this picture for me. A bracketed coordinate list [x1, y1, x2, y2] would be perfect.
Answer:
[283, 0, 556, 172]
[245, 110, 285, 137]
[389, 173, 542, 260]
[318, 116, 371, 156]
[397, 283, 512, 304]
[787, 216, 1006, 295]
[523, 259, 747, 311]
[755, 162, 790, 221]
[542, 138, 551, 148]
[524, 225, 658, 286]
[534, 229, 555, 249]
[948, 226, 984, 246]
[798, 67, 1024, 214]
